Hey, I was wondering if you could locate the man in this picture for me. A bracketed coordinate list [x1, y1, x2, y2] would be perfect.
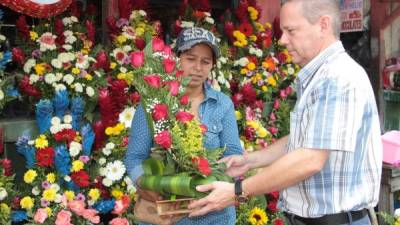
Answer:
[188, 1, 382, 224]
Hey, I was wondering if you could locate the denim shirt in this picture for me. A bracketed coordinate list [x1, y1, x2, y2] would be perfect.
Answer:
[124, 83, 243, 225]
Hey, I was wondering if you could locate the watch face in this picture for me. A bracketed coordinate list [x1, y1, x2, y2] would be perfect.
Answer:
[236, 195, 248, 203]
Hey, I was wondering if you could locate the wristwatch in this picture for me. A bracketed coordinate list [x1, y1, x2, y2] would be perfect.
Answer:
[234, 179, 249, 204]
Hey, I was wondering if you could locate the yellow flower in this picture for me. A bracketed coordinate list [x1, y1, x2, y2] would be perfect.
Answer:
[248, 207, 268, 225]
[135, 27, 145, 37]
[117, 73, 126, 80]
[30, 31, 39, 41]
[246, 121, 259, 130]
[89, 189, 100, 201]
[255, 22, 265, 32]
[81, 49, 89, 55]
[35, 135, 48, 149]
[267, 76, 277, 87]
[47, 173, 56, 183]
[262, 85, 268, 92]
[255, 73, 262, 81]
[71, 160, 84, 172]
[235, 111, 242, 120]
[0, 203, 10, 215]
[250, 35, 257, 42]
[265, 22, 272, 29]
[257, 127, 269, 138]
[112, 188, 123, 200]
[64, 191, 75, 201]
[247, 62, 256, 71]
[74, 133, 82, 142]
[105, 127, 114, 136]
[24, 170, 37, 184]
[72, 67, 80, 75]
[45, 207, 52, 217]
[85, 74, 93, 81]
[42, 189, 56, 202]
[117, 35, 127, 45]
[110, 62, 117, 69]
[240, 68, 248, 75]
[34, 63, 46, 76]
[20, 196, 34, 210]
[248, 7, 259, 21]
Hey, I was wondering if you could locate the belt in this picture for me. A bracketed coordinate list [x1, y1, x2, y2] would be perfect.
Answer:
[284, 209, 368, 225]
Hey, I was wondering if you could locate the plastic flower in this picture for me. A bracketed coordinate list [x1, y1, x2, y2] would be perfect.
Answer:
[24, 169, 38, 183]
[248, 207, 268, 225]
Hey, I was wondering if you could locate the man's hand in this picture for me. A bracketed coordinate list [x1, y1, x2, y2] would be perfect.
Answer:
[219, 154, 250, 177]
[187, 181, 235, 217]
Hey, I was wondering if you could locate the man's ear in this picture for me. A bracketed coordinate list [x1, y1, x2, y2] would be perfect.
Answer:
[319, 15, 331, 35]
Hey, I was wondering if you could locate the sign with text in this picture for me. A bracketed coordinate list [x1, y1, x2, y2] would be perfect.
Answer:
[340, 0, 363, 33]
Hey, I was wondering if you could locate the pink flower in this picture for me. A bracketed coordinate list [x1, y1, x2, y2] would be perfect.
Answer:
[152, 38, 165, 52]
[163, 58, 176, 73]
[176, 70, 185, 78]
[152, 104, 169, 121]
[82, 209, 100, 224]
[55, 210, 73, 225]
[285, 86, 293, 95]
[179, 94, 189, 105]
[110, 217, 130, 225]
[165, 80, 180, 96]
[34, 208, 48, 224]
[270, 113, 276, 121]
[200, 124, 208, 134]
[143, 75, 162, 88]
[113, 195, 131, 215]
[130, 51, 145, 68]
[135, 38, 146, 50]
[273, 99, 280, 109]
[163, 45, 173, 55]
[154, 131, 172, 149]
[269, 127, 278, 135]
[280, 89, 287, 98]
[68, 200, 85, 216]
[175, 111, 195, 123]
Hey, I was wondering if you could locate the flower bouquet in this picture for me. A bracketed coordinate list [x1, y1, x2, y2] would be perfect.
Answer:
[378, 209, 400, 225]
[126, 37, 231, 214]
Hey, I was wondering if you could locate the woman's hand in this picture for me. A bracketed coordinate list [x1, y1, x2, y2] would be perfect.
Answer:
[219, 154, 250, 177]
[136, 177, 164, 202]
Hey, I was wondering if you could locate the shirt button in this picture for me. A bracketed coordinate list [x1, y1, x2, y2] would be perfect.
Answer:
[213, 125, 217, 130]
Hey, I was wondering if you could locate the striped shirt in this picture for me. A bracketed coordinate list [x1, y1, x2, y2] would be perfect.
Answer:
[280, 41, 382, 217]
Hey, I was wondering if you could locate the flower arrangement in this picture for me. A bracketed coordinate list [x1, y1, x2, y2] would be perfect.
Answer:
[126, 37, 230, 198]
[13, 12, 107, 120]
[379, 209, 400, 225]
[0, 157, 14, 225]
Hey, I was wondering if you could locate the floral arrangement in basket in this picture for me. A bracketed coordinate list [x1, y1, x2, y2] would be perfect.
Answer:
[0, 156, 14, 225]
[13, 11, 107, 120]
[126, 37, 231, 200]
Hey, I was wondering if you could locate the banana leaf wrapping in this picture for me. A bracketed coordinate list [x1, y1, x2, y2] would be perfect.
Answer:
[140, 158, 232, 198]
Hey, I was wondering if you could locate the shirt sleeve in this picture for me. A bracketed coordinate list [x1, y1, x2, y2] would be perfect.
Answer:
[124, 104, 153, 185]
[220, 99, 244, 157]
[301, 79, 363, 152]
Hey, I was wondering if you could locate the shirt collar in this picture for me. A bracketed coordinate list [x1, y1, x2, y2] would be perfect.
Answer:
[297, 41, 345, 89]
[203, 82, 218, 101]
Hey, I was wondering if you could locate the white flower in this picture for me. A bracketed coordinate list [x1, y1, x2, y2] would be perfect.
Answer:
[75, 53, 90, 69]
[58, 52, 75, 63]
[50, 184, 60, 192]
[105, 142, 115, 149]
[86, 86, 95, 97]
[70, 16, 78, 23]
[55, 84, 67, 92]
[99, 167, 107, 176]
[63, 74, 74, 85]
[45, 73, 57, 84]
[65, 35, 77, 44]
[37, 32, 57, 52]
[29, 74, 40, 84]
[105, 160, 126, 182]
[69, 141, 82, 157]
[63, 30, 73, 37]
[88, 199, 95, 206]
[74, 83, 83, 93]
[395, 208, 400, 218]
[61, 123, 72, 130]
[220, 57, 227, 64]
[0, 34, 5, 41]
[119, 107, 135, 128]
[62, 44, 73, 51]
[287, 67, 295, 75]
[181, 21, 194, 28]
[205, 17, 214, 24]
[102, 147, 111, 156]
[0, 90, 4, 101]
[0, 187, 8, 201]
[211, 79, 221, 92]
[24, 59, 36, 73]
[63, 115, 72, 124]
[62, 17, 72, 25]
[138, 10, 146, 16]
[239, 57, 249, 67]
[50, 125, 62, 134]
[102, 178, 113, 187]
[122, 45, 132, 52]
[124, 176, 133, 186]
[51, 117, 61, 125]
[119, 67, 127, 73]
[51, 59, 62, 69]
[99, 158, 106, 165]
[32, 186, 41, 196]
[28, 140, 35, 145]
[55, 73, 63, 81]
[64, 175, 71, 182]
[54, 194, 63, 203]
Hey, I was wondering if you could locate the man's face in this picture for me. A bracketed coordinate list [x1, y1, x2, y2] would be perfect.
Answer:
[279, 2, 324, 67]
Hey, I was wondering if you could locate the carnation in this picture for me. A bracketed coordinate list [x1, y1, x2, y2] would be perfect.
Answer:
[23, 59, 36, 73]
[86, 86, 95, 97]
[63, 74, 74, 85]
[105, 160, 126, 182]
[44, 73, 56, 84]
[63, 115, 72, 124]
[69, 141, 82, 157]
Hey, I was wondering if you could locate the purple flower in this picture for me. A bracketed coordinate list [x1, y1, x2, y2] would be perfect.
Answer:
[32, 49, 42, 59]
[41, 199, 49, 207]
[116, 18, 129, 28]
[42, 181, 50, 189]
[76, 193, 86, 201]
[79, 155, 90, 163]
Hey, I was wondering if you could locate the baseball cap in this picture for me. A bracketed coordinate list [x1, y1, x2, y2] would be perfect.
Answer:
[175, 27, 220, 59]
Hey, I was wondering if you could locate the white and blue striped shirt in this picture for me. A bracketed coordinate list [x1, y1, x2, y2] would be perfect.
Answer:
[280, 41, 382, 217]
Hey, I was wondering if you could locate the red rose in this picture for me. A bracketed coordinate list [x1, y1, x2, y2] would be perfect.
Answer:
[273, 219, 284, 225]
[269, 127, 278, 135]
[152, 104, 169, 121]
[163, 58, 176, 73]
[12, 48, 25, 66]
[152, 37, 165, 52]
[163, 45, 173, 56]
[269, 191, 279, 199]
[71, 170, 90, 187]
[179, 94, 189, 105]
[130, 91, 141, 104]
[143, 75, 161, 88]
[19, 75, 41, 98]
[130, 51, 145, 68]
[175, 111, 194, 123]
[197, 157, 212, 176]
[36, 147, 55, 167]
[200, 124, 208, 134]
[176, 70, 185, 78]
[154, 131, 172, 149]
[268, 201, 278, 213]
[135, 38, 146, 50]
[165, 81, 180, 96]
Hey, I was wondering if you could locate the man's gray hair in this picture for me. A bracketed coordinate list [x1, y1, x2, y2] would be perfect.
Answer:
[283, 0, 341, 38]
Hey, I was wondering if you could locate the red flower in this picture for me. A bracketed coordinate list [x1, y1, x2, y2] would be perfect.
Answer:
[143, 75, 161, 88]
[16, 16, 30, 40]
[165, 80, 180, 96]
[269, 191, 279, 199]
[235, 3, 249, 23]
[280, 89, 287, 98]
[179, 94, 189, 105]
[12, 48, 25, 66]
[286, 86, 293, 96]
[130, 91, 141, 105]
[163, 45, 173, 56]
[0, 158, 13, 176]
[224, 21, 235, 42]
[175, 111, 194, 123]
[19, 75, 41, 98]
[176, 70, 185, 78]
[154, 131, 172, 149]
[269, 127, 278, 135]
[173, 19, 182, 36]
[163, 58, 176, 73]
[273, 17, 283, 39]
[36, 147, 55, 167]
[71, 170, 90, 187]
[195, 157, 212, 176]
[93, 121, 106, 151]
[130, 51, 145, 68]
[200, 124, 207, 134]
[244, 126, 256, 141]
[273, 219, 284, 225]
[238, 22, 254, 36]
[106, 16, 120, 37]
[135, 38, 146, 50]
[54, 129, 76, 144]
[193, 10, 206, 19]
[270, 112, 276, 121]
[273, 99, 280, 109]
[85, 20, 95, 44]
[94, 51, 109, 72]
[268, 201, 278, 213]
[240, 83, 257, 105]
[276, 52, 287, 64]
[152, 38, 165, 52]
[54, 18, 64, 35]
[231, 93, 244, 108]
[190, 0, 211, 12]
[122, 136, 129, 147]
[152, 104, 169, 121]
[12, 196, 21, 209]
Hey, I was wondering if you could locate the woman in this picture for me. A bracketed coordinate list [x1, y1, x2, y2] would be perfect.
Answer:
[125, 27, 242, 225]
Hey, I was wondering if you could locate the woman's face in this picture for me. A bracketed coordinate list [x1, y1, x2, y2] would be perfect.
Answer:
[179, 43, 214, 89]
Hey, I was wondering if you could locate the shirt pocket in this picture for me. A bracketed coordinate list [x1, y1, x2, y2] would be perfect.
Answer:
[204, 120, 222, 149]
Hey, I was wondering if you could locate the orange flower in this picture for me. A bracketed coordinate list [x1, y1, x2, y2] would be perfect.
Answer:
[263, 57, 276, 72]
